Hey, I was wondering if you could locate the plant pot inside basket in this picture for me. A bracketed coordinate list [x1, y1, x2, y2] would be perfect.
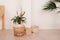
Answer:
[13, 24, 26, 36]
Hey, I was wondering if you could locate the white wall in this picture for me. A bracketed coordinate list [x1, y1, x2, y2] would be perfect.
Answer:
[31, 0, 60, 29]
[22, 0, 32, 28]
[0, 0, 31, 29]
[0, 0, 20, 29]
[0, 0, 60, 29]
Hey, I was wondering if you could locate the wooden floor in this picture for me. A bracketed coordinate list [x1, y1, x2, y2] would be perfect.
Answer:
[0, 29, 60, 40]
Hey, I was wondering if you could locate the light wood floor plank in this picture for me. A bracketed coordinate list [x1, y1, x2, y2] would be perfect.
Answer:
[0, 29, 60, 40]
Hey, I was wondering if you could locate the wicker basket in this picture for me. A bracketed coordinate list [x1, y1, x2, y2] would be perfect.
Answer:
[13, 24, 26, 36]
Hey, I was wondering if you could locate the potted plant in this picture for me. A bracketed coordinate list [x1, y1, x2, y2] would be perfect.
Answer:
[11, 11, 26, 36]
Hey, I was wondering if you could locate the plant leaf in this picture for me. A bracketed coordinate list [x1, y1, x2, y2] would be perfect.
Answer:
[11, 11, 26, 24]
[43, 1, 57, 10]
[54, 0, 60, 2]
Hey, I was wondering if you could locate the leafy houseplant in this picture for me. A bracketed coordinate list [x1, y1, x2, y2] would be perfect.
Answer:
[43, 1, 57, 10]
[11, 11, 26, 24]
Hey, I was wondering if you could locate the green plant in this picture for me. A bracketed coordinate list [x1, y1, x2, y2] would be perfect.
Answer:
[54, 0, 60, 2]
[43, 1, 57, 10]
[11, 11, 26, 24]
